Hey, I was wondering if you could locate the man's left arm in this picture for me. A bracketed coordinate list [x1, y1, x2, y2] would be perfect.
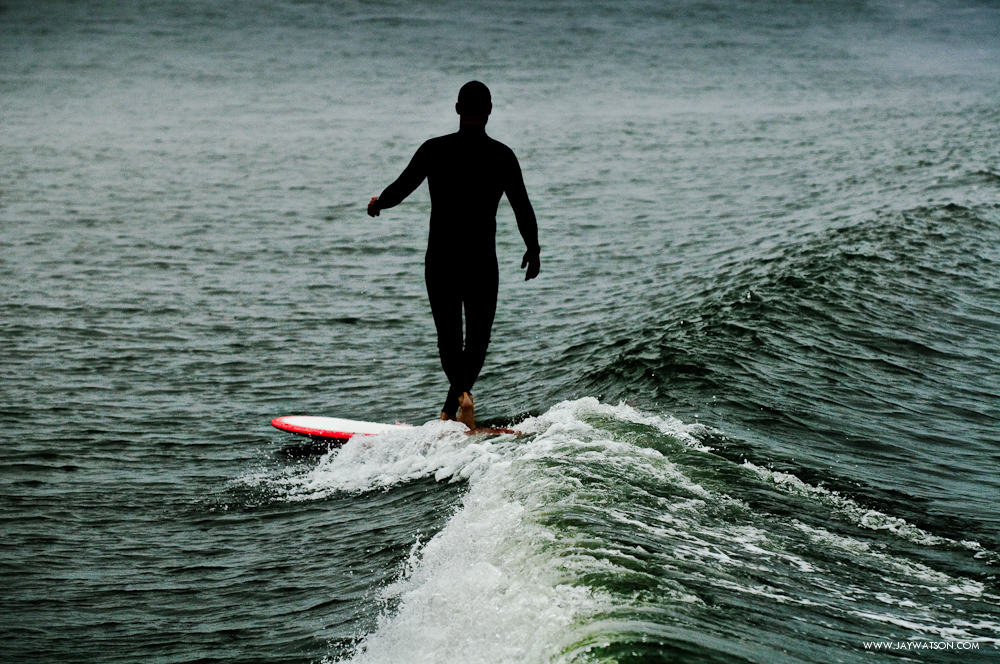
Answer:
[504, 152, 540, 281]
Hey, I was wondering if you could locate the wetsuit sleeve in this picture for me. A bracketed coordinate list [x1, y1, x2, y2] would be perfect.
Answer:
[377, 142, 429, 210]
[504, 152, 540, 254]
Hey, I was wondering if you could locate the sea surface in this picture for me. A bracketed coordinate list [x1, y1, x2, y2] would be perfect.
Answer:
[2, 0, 999, 662]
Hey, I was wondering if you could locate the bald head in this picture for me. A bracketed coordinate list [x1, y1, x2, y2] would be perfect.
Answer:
[456, 81, 492, 122]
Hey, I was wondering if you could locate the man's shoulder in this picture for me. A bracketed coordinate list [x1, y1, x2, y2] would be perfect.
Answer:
[484, 136, 519, 165]
[419, 134, 452, 151]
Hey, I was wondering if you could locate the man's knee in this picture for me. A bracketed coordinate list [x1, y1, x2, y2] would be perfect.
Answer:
[464, 330, 491, 358]
[436, 326, 463, 347]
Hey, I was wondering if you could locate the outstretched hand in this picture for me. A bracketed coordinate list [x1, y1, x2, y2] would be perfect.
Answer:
[367, 196, 381, 217]
[521, 251, 540, 281]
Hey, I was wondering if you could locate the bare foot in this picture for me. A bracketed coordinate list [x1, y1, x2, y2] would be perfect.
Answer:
[457, 392, 475, 429]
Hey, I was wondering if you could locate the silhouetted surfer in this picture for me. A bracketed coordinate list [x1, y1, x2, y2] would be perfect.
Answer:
[368, 81, 540, 429]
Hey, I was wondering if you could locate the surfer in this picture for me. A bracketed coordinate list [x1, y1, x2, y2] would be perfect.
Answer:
[367, 81, 540, 429]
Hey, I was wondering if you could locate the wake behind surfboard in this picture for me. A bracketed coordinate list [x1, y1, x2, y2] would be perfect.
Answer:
[270, 415, 517, 443]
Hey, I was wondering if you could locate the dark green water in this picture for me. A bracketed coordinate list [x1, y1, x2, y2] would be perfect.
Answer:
[2, 0, 998, 662]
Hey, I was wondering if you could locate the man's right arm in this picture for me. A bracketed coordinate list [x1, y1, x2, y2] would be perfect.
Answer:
[368, 143, 429, 217]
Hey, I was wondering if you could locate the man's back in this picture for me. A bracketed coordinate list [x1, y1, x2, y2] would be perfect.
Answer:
[375, 126, 537, 259]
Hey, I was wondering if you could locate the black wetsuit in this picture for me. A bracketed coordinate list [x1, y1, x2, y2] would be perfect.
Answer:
[376, 126, 539, 417]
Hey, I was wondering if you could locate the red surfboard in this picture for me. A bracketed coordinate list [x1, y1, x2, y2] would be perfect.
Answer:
[270, 416, 409, 442]
[270, 415, 517, 442]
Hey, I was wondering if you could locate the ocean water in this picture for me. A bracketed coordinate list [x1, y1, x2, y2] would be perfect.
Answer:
[2, 0, 999, 662]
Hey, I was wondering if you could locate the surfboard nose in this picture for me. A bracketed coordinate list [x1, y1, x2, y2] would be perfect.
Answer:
[271, 415, 410, 441]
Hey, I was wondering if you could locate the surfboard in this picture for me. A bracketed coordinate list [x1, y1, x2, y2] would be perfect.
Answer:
[271, 415, 518, 442]
[270, 416, 410, 442]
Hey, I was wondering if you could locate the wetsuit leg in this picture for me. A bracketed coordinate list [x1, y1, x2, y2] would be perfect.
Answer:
[426, 262, 464, 418]
[425, 256, 499, 418]
[458, 261, 498, 395]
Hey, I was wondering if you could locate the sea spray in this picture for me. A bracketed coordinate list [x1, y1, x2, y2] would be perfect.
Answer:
[289, 399, 999, 662]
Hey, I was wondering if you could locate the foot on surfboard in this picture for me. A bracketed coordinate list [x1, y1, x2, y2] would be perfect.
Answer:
[457, 392, 475, 429]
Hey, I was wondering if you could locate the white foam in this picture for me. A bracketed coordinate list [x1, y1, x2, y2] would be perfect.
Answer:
[329, 398, 713, 663]
[251, 398, 1000, 660]
[332, 449, 607, 663]
[255, 398, 709, 502]
[284, 419, 513, 498]
[521, 396, 712, 451]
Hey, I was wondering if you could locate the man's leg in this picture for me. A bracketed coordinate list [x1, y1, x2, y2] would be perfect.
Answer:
[440, 385, 459, 420]
[455, 262, 499, 428]
[426, 264, 464, 419]
[460, 287, 498, 394]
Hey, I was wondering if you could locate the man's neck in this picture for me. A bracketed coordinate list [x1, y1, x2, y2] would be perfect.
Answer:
[458, 116, 489, 133]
